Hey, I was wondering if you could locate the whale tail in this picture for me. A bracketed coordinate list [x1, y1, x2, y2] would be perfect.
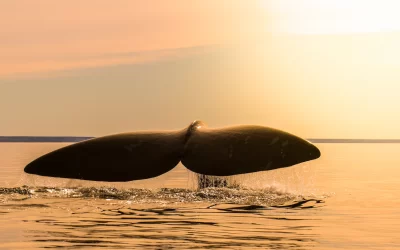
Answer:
[24, 121, 321, 182]
[181, 124, 320, 176]
[24, 130, 186, 182]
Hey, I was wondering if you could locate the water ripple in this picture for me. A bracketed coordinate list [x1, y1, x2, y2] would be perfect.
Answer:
[0, 186, 324, 249]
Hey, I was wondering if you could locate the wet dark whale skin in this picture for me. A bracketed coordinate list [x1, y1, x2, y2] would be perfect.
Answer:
[24, 121, 320, 182]
[24, 131, 186, 182]
[182, 122, 320, 176]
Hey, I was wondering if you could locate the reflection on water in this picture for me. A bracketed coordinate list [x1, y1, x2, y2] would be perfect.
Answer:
[0, 187, 324, 249]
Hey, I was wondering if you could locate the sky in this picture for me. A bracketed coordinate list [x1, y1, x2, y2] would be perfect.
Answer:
[1, 0, 400, 138]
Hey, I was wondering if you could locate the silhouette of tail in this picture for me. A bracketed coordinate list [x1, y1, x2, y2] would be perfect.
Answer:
[25, 121, 321, 182]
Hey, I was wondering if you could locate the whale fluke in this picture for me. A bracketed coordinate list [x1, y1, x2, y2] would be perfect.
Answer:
[24, 131, 185, 182]
[181, 122, 320, 176]
[24, 121, 321, 182]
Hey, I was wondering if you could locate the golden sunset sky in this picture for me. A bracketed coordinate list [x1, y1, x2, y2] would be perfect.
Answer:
[1, 0, 400, 138]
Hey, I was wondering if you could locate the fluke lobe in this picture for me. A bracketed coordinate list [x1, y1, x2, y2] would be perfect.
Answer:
[24, 121, 321, 182]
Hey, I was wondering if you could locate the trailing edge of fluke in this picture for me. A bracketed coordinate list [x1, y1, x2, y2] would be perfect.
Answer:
[24, 120, 321, 182]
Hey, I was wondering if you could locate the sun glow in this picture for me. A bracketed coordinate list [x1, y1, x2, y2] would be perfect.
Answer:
[261, 0, 400, 34]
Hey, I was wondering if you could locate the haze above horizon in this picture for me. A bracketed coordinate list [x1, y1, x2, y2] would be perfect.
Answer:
[1, 1, 400, 139]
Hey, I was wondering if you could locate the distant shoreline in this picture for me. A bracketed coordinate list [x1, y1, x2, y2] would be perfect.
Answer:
[0, 136, 94, 143]
[308, 139, 400, 144]
[0, 136, 400, 144]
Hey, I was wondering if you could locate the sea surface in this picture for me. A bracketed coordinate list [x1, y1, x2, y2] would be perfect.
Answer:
[0, 143, 399, 249]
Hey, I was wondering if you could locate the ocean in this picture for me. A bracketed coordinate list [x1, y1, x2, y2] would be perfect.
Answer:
[0, 142, 399, 249]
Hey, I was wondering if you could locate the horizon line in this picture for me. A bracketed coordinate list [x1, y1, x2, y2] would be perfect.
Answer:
[1, 136, 400, 144]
